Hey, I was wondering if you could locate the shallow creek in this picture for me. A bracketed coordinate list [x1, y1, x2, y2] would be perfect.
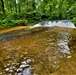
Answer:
[0, 27, 76, 75]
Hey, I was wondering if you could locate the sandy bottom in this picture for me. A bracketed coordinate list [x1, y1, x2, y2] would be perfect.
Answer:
[0, 27, 76, 75]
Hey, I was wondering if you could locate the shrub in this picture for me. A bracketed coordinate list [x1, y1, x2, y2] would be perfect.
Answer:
[1, 19, 15, 28]
[14, 20, 28, 26]
[1, 19, 28, 28]
[72, 17, 76, 26]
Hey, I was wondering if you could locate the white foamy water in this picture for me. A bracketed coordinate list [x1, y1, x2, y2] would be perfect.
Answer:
[30, 20, 75, 29]
[57, 32, 71, 57]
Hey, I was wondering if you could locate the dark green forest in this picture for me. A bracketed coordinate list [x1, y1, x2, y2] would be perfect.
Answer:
[0, 0, 76, 28]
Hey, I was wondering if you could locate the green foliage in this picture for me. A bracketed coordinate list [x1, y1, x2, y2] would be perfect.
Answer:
[14, 20, 28, 26]
[0, 18, 28, 28]
[0, 0, 76, 28]
[27, 11, 42, 23]
[72, 17, 76, 25]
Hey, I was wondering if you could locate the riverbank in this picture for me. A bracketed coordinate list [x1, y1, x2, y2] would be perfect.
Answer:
[0, 26, 29, 34]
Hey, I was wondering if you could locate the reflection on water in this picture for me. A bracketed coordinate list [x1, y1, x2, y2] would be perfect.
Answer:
[0, 27, 76, 75]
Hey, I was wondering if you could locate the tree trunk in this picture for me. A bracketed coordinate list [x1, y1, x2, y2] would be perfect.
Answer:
[59, 0, 63, 19]
[18, 3, 21, 15]
[1, 0, 5, 15]
[14, 0, 17, 14]
[32, 0, 36, 9]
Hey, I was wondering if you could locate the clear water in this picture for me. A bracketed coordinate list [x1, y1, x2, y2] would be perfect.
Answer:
[0, 27, 76, 75]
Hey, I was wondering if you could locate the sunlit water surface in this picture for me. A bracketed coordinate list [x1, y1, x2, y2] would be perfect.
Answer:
[0, 27, 76, 75]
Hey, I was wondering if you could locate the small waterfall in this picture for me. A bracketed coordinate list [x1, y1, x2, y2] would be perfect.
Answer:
[30, 20, 75, 29]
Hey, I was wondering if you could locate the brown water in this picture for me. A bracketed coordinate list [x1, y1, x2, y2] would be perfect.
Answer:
[0, 27, 76, 75]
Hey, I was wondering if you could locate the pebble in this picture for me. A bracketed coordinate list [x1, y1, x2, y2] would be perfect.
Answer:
[4, 65, 7, 68]
[12, 63, 15, 65]
[67, 56, 72, 58]
[24, 57, 27, 60]
[12, 66, 15, 69]
[7, 64, 10, 66]
[21, 61, 27, 64]
[53, 65, 56, 68]
[20, 55, 23, 58]
[9, 70, 13, 72]
[5, 68, 9, 71]
[24, 52, 28, 54]
[0, 72, 2, 74]
[54, 61, 57, 64]
[20, 64, 29, 68]
[17, 68, 22, 72]
[16, 63, 20, 65]
[33, 74, 39, 75]
[26, 59, 31, 63]
[9, 67, 13, 69]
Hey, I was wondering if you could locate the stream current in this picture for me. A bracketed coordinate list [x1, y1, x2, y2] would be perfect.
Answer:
[0, 20, 76, 75]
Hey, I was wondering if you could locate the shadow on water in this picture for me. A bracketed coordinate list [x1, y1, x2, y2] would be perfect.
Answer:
[0, 26, 76, 75]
